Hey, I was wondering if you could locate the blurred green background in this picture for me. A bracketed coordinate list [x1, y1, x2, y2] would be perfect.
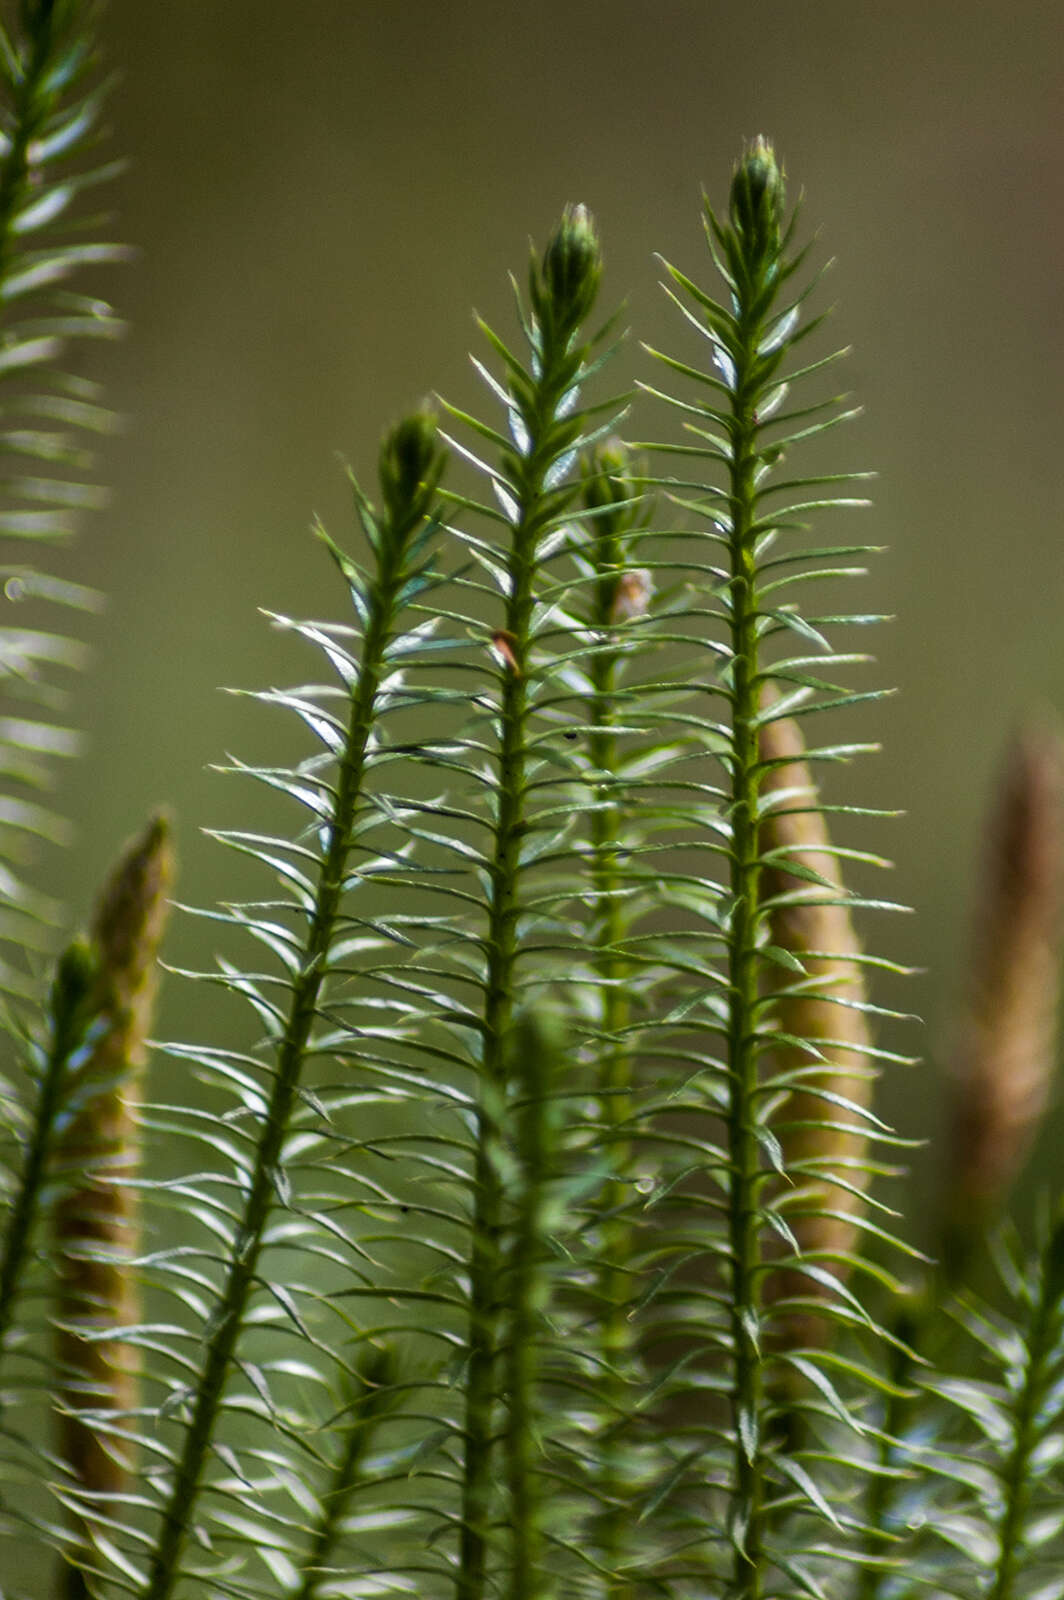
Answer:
[43, 1, 1064, 1213]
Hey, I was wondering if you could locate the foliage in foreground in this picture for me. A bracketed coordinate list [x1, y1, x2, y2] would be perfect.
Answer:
[0, 6, 1063, 1600]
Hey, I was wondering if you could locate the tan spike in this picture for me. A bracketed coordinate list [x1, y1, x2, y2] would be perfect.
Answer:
[943, 726, 1064, 1246]
[53, 814, 174, 1513]
[757, 695, 874, 1346]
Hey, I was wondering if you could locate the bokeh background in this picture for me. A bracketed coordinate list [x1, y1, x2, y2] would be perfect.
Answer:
[40, 0, 1064, 1222]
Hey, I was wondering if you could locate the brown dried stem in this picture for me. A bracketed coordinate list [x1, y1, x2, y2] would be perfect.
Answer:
[943, 726, 1064, 1262]
[758, 700, 874, 1348]
[52, 814, 173, 1583]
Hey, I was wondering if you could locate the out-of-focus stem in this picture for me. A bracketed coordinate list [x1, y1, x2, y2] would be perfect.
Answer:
[504, 1012, 558, 1600]
[941, 725, 1064, 1278]
[581, 442, 646, 1597]
[141, 412, 445, 1600]
[0, 943, 98, 1379]
[293, 1343, 399, 1600]
[53, 814, 173, 1599]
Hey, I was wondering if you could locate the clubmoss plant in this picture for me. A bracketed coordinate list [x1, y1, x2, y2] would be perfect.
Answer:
[2, 8, 1064, 1599]
[437, 200, 614, 1600]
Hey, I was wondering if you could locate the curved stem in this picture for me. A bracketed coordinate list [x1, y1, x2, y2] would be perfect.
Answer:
[141, 494, 432, 1600]
[0, 948, 95, 1369]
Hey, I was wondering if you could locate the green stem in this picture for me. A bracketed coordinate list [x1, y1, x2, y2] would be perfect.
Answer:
[141, 504, 426, 1600]
[858, 1276, 974, 1600]
[293, 1346, 398, 1600]
[587, 527, 634, 1598]
[724, 316, 766, 1597]
[457, 559, 534, 1600]
[63, 1562, 90, 1600]
[854, 1310, 921, 1600]
[987, 1254, 1060, 1600]
[0, 944, 95, 1371]
[653, 140, 815, 1599]
[504, 1015, 553, 1600]
[457, 304, 592, 1600]
[294, 1432, 371, 1600]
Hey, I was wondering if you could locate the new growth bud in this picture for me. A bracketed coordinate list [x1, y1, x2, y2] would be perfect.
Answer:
[378, 406, 444, 523]
[50, 938, 99, 1037]
[92, 811, 173, 1002]
[580, 439, 651, 625]
[581, 437, 633, 515]
[535, 202, 602, 339]
[729, 136, 785, 264]
[582, 448, 646, 633]
[356, 1338, 400, 1407]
